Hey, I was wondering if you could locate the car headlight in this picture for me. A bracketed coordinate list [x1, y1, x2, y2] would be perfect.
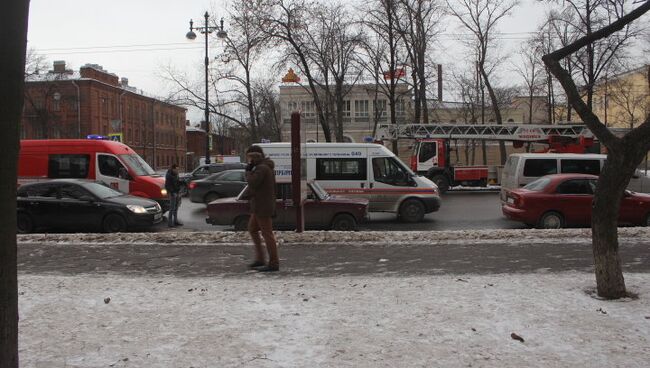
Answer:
[155, 203, 161, 211]
[161, 188, 168, 196]
[127, 204, 147, 214]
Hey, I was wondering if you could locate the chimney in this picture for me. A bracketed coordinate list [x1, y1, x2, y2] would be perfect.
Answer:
[437, 64, 443, 102]
[53, 60, 66, 73]
[120, 77, 129, 86]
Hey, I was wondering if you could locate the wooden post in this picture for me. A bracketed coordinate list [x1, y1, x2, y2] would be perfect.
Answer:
[291, 112, 304, 232]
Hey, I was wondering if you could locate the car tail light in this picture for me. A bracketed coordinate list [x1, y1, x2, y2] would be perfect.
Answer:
[188, 182, 197, 190]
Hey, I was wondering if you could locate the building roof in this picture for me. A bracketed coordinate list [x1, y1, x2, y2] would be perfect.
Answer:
[25, 64, 185, 111]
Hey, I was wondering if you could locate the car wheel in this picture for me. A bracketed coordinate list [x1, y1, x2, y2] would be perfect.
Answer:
[204, 192, 220, 204]
[431, 174, 450, 194]
[103, 213, 128, 233]
[234, 215, 250, 231]
[538, 211, 564, 229]
[399, 199, 425, 223]
[17, 212, 34, 234]
[644, 213, 650, 227]
[331, 213, 357, 231]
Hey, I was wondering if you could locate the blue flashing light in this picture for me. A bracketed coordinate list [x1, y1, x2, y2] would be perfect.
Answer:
[87, 134, 108, 140]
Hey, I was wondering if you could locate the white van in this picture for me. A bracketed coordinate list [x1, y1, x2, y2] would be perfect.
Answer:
[256, 142, 441, 222]
[501, 153, 650, 199]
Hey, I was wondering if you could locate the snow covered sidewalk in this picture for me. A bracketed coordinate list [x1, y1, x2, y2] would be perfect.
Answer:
[19, 272, 650, 367]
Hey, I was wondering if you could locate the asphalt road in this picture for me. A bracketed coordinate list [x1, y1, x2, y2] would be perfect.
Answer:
[18, 240, 650, 277]
[167, 191, 526, 232]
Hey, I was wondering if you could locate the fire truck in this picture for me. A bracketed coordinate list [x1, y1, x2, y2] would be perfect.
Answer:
[375, 123, 599, 193]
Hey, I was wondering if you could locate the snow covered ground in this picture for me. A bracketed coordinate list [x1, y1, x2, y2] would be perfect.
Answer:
[19, 272, 650, 367]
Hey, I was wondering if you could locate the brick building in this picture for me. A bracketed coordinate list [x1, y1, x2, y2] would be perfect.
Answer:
[22, 61, 187, 169]
[185, 124, 237, 171]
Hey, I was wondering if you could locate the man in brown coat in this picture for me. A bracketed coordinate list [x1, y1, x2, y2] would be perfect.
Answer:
[245, 145, 279, 272]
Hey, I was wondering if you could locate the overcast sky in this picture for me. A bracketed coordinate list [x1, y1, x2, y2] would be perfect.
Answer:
[26, 0, 645, 122]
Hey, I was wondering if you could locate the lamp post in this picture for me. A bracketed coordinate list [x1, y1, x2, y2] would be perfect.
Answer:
[186, 12, 227, 164]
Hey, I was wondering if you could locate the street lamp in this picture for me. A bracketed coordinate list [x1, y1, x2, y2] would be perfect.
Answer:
[186, 12, 228, 164]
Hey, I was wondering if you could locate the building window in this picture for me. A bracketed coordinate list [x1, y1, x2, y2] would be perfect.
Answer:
[354, 100, 369, 118]
[395, 99, 405, 116]
[287, 101, 298, 112]
[300, 100, 315, 118]
[375, 100, 387, 118]
[342, 100, 351, 117]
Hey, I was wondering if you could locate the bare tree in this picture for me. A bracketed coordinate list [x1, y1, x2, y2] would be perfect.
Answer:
[606, 70, 650, 129]
[395, 0, 445, 124]
[446, 0, 519, 165]
[292, 3, 364, 142]
[25, 48, 47, 78]
[1, 1, 29, 366]
[362, 0, 407, 153]
[513, 38, 546, 123]
[548, 0, 640, 111]
[220, 0, 271, 143]
[254, 0, 334, 141]
[543, 0, 650, 299]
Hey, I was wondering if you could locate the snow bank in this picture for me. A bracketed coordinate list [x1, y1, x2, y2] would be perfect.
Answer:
[19, 272, 650, 367]
[17, 227, 650, 246]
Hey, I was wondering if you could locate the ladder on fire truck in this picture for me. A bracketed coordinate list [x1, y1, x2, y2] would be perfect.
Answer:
[375, 123, 595, 142]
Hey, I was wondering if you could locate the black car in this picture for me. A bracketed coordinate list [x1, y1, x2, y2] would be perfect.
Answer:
[17, 179, 163, 233]
[179, 162, 246, 195]
[189, 169, 247, 204]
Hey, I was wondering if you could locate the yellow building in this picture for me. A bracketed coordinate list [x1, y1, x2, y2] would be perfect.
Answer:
[592, 65, 650, 129]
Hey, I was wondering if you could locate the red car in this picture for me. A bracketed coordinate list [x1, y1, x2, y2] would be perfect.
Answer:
[206, 181, 369, 231]
[502, 174, 650, 229]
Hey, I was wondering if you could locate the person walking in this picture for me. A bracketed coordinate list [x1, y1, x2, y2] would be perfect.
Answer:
[165, 163, 183, 228]
[245, 145, 279, 272]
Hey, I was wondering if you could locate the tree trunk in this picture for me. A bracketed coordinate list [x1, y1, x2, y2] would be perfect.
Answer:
[412, 70, 420, 123]
[591, 151, 634, 299]
[480, 67, 507, 165]
[0, 1, 29, 366]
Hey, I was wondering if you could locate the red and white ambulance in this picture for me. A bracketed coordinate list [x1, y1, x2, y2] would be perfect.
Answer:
[18, 139, 170, 211]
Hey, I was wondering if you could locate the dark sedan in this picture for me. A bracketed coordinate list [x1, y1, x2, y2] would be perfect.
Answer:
[206, 181, 369, 231]
[502, 174, 650, 229]
[17, 179, 163, 233]
[189, 169, 247, 204]
[180, 162, 246, 195]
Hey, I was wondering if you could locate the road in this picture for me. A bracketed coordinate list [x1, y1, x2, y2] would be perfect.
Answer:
[167, 190, 526, 232]
[17, 240, 650, 277]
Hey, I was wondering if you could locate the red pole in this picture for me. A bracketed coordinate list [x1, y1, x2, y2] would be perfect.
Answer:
[291, 112, 304, 232]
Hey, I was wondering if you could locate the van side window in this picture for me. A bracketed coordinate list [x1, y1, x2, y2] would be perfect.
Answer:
[523, 159, 557, 177]
[418, 142, 436, 163]
[48, 154, 90, 179]
[561, 159, 600, 175]
[556, 179, 593, 195]
[316, 158, 366, 181]
[98, 154, 127, 178]
[372, 157, 410, 186]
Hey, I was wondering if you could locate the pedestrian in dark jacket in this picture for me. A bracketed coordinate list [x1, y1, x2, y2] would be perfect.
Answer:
[165, 163, 183, 227]
[245, 145, 279, 272]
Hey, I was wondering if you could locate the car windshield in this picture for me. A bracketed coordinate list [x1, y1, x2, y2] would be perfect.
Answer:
[82, 182, 124, 199]
[523, 177, 552, 191]
[310, 182, 330, 200]
[119, 154, 156, 176]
